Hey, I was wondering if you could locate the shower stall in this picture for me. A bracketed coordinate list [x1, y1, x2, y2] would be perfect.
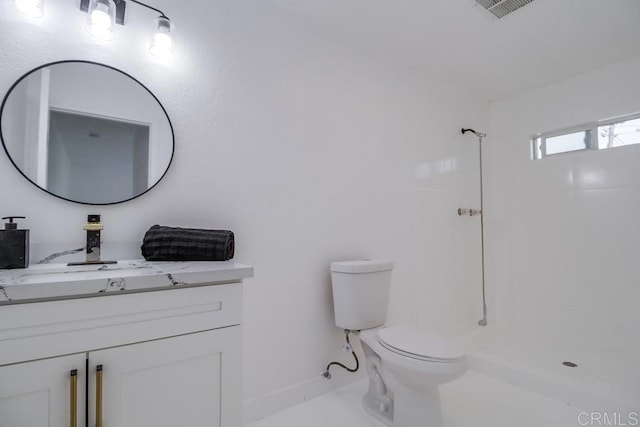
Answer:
[452, 108, 640, 425]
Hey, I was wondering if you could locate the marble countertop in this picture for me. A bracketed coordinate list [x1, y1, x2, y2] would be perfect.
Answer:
[0, 260, 253, 305]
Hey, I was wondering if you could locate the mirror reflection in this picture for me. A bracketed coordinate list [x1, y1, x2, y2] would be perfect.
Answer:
[0, 61, 174, 205]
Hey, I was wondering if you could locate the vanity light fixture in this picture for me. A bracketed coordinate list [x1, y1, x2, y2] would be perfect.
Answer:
[14, 0, 44, 18]
[86, 0, 116, 41]
[79, 0, 174, 59]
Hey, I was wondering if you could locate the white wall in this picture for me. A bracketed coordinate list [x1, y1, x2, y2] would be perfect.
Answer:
[487, 56, 640, 362]
[0, 0, 488, 420]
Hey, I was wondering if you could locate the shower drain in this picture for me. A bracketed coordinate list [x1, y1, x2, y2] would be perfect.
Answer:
[562, 361, 578, 368]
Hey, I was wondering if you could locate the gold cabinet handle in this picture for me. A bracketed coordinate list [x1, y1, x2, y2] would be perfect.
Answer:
[96, 365, 103, 427]
[70, 370, 78, 427]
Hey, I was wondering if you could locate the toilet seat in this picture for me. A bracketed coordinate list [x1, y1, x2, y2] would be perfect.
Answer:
[377, 325, 464, 363]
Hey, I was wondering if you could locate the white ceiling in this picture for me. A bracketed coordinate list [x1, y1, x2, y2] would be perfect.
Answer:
[273, 0, 640, 101]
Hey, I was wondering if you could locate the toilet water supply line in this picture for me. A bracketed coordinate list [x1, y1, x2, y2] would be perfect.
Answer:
[460, 128, 488, 327]
[322, 329, 359, 379]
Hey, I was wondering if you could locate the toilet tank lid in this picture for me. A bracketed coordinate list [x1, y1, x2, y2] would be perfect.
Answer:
[378, 325, 465, 360]
[331, 259, 394, 274]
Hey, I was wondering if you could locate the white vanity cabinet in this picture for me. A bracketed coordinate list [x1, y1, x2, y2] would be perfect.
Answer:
[0, 266, 250, 427]
[88, 327, 241, 427]
[0, 353, 87, 427]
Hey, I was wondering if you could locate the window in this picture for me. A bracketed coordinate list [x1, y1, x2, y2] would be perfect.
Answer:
[597, 117, 640, 149]
[532, 113, 640, 160]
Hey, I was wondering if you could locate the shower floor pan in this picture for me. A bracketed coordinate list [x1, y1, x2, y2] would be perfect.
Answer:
[464, 329, 639, 414]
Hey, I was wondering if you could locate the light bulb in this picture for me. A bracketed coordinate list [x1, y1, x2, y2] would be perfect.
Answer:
[86, 0, 115, 41]
[14, 0, 44, 18]
[149, 16, 173, 60]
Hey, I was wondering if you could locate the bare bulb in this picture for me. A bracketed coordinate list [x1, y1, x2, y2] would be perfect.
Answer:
[150, 16, 174, 60]
[86, 0, 115, 41]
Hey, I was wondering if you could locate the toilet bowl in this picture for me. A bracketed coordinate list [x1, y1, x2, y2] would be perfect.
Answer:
[357, 325, 467, 427]
[330, 259, 467, 427]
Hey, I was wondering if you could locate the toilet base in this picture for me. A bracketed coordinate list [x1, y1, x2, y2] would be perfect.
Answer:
[360, 340, 394, 425]
[362, 395, 393, 427]
[362, 376, 444, 427]
[360, 339, 445, 427]
[387, 375, 444, 427]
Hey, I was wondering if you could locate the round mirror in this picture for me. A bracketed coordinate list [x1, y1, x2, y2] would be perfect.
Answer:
[0, 60, 174, 205]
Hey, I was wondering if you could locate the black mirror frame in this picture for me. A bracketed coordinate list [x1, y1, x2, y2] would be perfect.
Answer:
[0, 59, 175, 206]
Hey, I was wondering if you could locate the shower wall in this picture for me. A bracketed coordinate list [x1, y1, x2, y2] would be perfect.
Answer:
[486, 56, 640, 361]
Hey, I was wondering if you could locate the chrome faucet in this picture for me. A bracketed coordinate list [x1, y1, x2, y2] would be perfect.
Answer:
[84, 214, 103, 263]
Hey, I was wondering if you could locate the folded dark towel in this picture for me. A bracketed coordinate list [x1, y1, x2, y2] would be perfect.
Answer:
[141, 225, 235, 261]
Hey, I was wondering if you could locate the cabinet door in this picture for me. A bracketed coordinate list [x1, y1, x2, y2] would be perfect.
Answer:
[88, 326, 242, 427]
[0, 353, 86, 427]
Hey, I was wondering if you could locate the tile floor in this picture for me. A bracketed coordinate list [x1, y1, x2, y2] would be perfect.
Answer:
[247, 370, 586, 427]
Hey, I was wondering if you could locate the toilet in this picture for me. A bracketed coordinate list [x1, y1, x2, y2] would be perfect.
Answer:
[330, 259, 467, 427]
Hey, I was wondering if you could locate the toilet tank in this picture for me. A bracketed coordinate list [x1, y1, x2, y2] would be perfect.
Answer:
[330, 259, 394, 331]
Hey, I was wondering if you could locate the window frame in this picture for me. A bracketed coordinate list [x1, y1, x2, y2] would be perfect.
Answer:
[531, 112, 640, 160]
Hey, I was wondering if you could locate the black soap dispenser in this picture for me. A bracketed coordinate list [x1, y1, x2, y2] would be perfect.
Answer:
[0, 216, 30, 269]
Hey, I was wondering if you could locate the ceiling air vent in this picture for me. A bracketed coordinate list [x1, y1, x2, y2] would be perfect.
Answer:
[475, 0, 535, 18]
